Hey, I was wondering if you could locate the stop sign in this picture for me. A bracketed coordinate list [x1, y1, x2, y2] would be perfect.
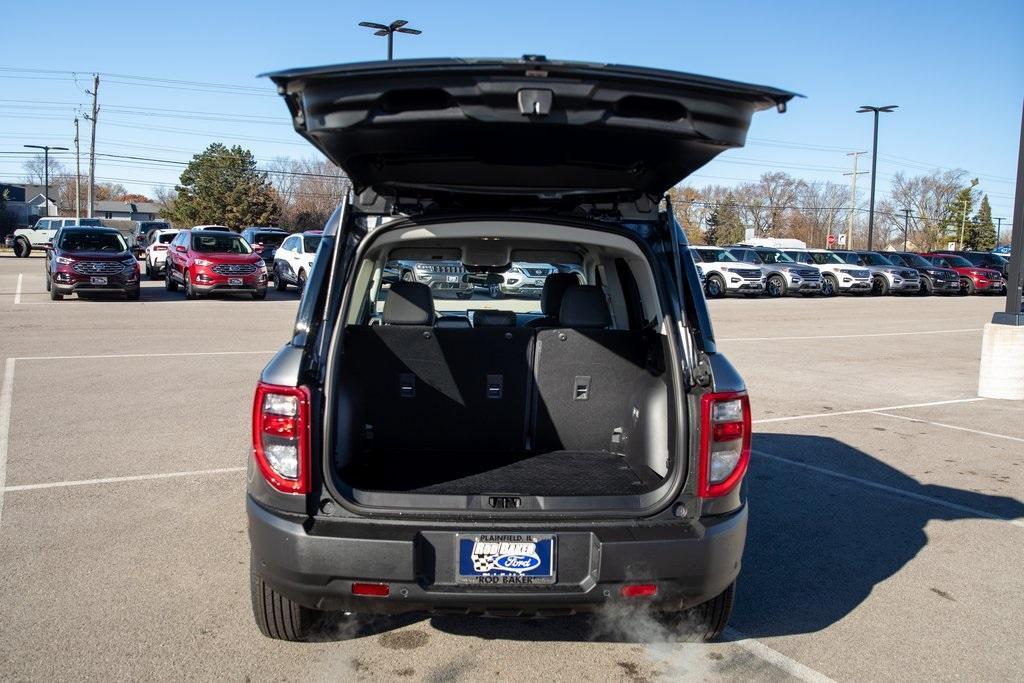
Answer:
[827, 234, 836, 246]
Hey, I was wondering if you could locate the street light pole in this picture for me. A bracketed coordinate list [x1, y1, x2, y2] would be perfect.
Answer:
[358, 19, 422, 60]
[857, 105, 898, 251]
[24, 144, 69, 218]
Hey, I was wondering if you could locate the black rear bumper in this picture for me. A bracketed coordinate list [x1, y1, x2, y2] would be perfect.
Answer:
[247, 496, 746, 615]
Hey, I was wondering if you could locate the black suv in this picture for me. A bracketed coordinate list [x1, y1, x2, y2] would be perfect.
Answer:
[885, 251, 961, 295]
[247, 57, 794, 641]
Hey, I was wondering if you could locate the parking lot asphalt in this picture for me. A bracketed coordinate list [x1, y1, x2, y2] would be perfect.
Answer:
[1, 253, 1022, 681]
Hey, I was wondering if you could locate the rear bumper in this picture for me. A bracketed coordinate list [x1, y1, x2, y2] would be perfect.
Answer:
[248, 496, 747, 615]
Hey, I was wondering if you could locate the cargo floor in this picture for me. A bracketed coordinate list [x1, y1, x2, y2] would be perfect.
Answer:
[341, 450, 661, 496]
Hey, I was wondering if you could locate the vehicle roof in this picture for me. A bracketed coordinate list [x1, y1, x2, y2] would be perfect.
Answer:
[245, 226, 287, 232]
[57, 226, 121, 234]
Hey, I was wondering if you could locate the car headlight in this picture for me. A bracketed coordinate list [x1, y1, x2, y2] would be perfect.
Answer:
[194, 258, 213, 266]
[415, 263, 431, 271]
[55, 256, 74, 265]
[510, 266, 524, 274]
[121, 258, 137, 267]
[255, 259, 266, 268]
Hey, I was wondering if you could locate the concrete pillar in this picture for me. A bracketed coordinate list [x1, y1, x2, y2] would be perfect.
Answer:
[978, 323, 1024, 400]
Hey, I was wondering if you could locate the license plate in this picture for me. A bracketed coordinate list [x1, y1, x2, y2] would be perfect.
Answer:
[228, 277, 243, 286]
[446, 275, 459, 283]
[90, 276, 107, 285]
[457, 533, 556, 585]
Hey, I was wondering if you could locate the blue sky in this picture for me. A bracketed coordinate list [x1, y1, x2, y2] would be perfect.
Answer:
[2, 0, 1021, 220]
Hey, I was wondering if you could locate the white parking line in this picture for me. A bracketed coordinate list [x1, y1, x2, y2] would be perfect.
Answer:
[754, 450, 1024, 529]
[871, 411, 1024, 444]
[14, 350, 277, 361]
[753, 398, 986, 424]
[723, 628, 837, 683]
[720, 328, 982, 342]
[13, 273, 22, 304]
[3, 466, 245, 493]
[0, 359, 15, 527]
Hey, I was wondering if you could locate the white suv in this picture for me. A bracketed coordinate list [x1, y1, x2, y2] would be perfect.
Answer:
[783, 249, 871, 296]
[10, 217, 102, 257]
[688, 246, 765, 298]
[273, 231, 323, 292]
[144, 228, 181, 279]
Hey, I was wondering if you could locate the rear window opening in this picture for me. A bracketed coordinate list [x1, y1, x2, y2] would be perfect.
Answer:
[327, 219, 685, 514]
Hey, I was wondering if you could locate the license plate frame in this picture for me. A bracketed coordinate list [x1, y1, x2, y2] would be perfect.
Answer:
[456, 533, 556, 585]
[228, 277, 243, 286]
[446, 275, 459, 283]
[90, 276, 107, 285]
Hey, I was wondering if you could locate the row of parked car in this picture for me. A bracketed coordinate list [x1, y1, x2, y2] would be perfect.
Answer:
[40, 223, 321, 301]
[688, 245, 1011, 298]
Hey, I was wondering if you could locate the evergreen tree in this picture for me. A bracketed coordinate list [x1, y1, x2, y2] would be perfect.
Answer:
[162, 143, 280, 229]
[946, 180, 978, 248]
[716, 192, 746, 245]
[970, 194, 996, 251]
[703, 207, 721, 245]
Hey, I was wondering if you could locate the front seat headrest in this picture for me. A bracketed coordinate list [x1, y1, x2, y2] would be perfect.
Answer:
[434, 315, 472, 329]
[558, 286, 611, 329]
[383, 281, 434, 325]
[473, 309, 517, 327]
[540, 272, 579, 315]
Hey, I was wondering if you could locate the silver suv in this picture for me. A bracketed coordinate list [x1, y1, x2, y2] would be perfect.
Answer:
[834, 250, 921, 295]
[728, 246, 822, 297]
[783, 249, 872, 296]
[388, 258, 474, 299]
[488, 262, 556, 299]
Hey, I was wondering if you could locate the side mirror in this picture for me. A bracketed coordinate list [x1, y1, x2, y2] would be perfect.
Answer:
[42, 242, 53, 250]
[175, 245, 187, 253]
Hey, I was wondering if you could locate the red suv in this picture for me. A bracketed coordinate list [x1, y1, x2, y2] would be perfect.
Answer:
[165, 229, 268, 299]
[920, 253, 1005, 295]
[45, 226, 140, 301]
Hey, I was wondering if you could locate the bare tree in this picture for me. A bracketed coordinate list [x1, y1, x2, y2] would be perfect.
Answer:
[793, 180, 848, 248]
[888, 169, 965, 251]
[21, 154, 67, 188]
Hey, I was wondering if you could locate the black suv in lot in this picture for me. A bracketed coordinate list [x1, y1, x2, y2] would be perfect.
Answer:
[247, 57, 794, 641]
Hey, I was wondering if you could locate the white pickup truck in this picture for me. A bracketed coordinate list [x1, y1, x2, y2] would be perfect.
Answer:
[9, 217, 102, 257]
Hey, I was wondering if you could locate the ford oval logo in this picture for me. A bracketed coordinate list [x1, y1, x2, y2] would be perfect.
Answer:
[493, 554, 542, 572]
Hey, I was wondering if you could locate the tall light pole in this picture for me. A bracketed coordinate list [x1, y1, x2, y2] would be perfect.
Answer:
[857, 105, 898, 250]
[24, 144, 69, 217]
[358, 19, 422, 60]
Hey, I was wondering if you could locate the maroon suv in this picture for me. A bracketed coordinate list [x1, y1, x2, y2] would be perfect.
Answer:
[165, 229, 268, 299]
[46, 227, 140, 301]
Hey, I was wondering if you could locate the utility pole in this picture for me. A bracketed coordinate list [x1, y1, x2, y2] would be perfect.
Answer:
[73, 117, 81, 221]
[902, 208, 911, 252]
[995, 217, 1004, 247]
[844, 151, 867, 249]
[84, 73, 99, 218]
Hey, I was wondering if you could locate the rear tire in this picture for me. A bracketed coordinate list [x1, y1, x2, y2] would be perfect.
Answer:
[250, 568, 325, 642]
[14, 237, 31, 258]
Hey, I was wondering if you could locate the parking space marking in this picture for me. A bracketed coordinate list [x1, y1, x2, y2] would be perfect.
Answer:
[723, 628, 837, 683]
[754, 450, 1024, 529]
[871, 411, 1024, 444]
[0, 359, 15, 526]
[13, 273, 22, 304]
[3, 466, 245, 493]
[753, 397, 986, 424]
[719, 327, 982, 342]
[14, 350, 277, 362]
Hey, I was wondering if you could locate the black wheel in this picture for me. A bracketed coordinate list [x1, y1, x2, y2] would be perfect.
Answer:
[657, 581, 736, 642]
[165, 265, 178, 292]
[45, 269, 51, 291]
[488, 283, 505, 299]
[960, 278, 975, 295]
[250, 567, 326, 641]
[184, 271, 198, 299]
[919, 278, 933, 296]
[275, 264, 289, 291]
[49, 285, 63, 301]
[871, 276, 890, 296]
[821, 274, 838, 297]
[765, 274, 786, 298]
[126, 288, 140, 301]
[401, 270, 414, 282]
[14, 237, 31, 258]
[297, 269, 307, 294]
[704, 274, 725, 299]
[252, 288, 267, 300]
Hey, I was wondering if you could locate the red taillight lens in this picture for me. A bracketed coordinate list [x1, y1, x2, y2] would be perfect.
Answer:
[698, 391, 751, 498]
[621, 583, 658, 598]
[252, 382, 310, 494]
[352, 582, 390, 597]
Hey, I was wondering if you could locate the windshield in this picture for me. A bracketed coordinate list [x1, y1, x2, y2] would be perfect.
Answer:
[254, 233, 286, 247]
[860, 252, 895, 266]
[692, 248, 737, 263]
[807, 251, 846, 265]
[757, 250, 795, 264]
[59, 231, 127, 252]
[934, 255, 972, 268]
[191, 233, 252, 254]
[899, 253, 933, 268]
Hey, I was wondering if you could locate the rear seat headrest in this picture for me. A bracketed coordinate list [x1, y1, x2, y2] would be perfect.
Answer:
[435, 315, 472, 329]
[383, 281, 435, 325]
[541, 272, 579, 315]
[473, 309, 517, 327]
[558, 286, 611, 329]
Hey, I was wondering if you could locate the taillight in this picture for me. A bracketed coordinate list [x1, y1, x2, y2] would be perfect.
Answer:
[698, 391, 751, 498]
[252, 382, 310, 494]
[154, 245, 168, 252]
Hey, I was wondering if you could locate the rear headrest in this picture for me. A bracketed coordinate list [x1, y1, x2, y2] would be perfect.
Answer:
[434, 315, 471, 329]
[558, 286, 611, 329]
[383, 281, 434, 325]
[473, 309, 517, 327]
[540, 272, 579, 315]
